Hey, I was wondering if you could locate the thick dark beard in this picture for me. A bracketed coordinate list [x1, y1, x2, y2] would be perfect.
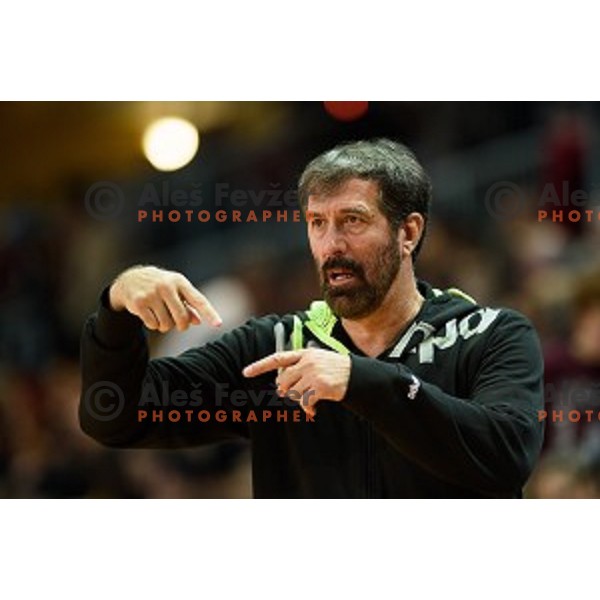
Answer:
[319, 236, 401, 319]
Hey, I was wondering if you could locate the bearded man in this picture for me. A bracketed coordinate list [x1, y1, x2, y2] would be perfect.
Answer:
[79, 139, 544, 498]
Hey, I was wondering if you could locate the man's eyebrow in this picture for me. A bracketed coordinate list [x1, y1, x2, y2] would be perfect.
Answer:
[338, 206, 374, 216]
[306, 205, 375, 219]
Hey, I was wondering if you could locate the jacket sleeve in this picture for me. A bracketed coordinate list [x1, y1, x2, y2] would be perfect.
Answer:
[342, 310, 545, 496]
[79, 289, 260, 449]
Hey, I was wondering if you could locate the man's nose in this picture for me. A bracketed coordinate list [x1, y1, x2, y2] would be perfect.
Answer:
[323, 225, 348, 255]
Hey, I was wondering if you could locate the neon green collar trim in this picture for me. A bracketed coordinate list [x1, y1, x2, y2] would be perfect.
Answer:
[301, 301, 350, 355]
[299, 285, 474, 355]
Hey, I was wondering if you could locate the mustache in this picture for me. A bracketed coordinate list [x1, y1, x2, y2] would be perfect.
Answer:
[321, 256, 365, 279]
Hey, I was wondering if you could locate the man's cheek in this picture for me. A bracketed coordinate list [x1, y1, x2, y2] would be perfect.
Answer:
[307, 235, 320, 258]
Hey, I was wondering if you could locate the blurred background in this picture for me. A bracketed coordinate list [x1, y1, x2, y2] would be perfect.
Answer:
[1, 101, 599, 498]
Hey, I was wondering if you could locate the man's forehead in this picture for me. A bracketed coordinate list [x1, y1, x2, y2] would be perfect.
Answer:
[307, 178, 380, 210]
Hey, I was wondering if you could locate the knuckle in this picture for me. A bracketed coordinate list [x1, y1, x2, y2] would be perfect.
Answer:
[144, 317, 158, 330]
[172, 307, 186, 321]
[138, 290, 154, 303]
[173, 272, 187, 284]
[156, 281, 170, 295]
[131, 296, 146, 311]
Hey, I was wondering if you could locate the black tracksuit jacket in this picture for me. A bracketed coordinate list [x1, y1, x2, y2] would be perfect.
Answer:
[79, 280, 545, 498]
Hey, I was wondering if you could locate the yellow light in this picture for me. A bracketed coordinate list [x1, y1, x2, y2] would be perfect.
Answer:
[142, 117, 200, 171]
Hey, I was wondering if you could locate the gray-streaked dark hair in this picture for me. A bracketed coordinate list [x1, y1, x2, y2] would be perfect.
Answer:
[298, 138, 432, 259]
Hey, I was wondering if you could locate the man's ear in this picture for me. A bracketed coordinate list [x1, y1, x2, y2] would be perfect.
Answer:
[398, 213, 425, 258]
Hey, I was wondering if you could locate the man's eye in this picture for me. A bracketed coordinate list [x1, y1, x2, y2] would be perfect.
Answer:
[345, 215, 361, 224]
[311, 218, 325, 228]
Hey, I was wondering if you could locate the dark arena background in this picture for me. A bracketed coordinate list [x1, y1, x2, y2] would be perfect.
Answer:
[1, 101, 599, 498]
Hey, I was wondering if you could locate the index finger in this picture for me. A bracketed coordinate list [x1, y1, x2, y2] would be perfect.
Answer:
[178, 280, 223, 327]
[243, 351, 303, 378]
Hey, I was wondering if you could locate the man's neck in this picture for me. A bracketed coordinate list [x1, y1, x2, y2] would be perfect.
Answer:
[340, 275, 424, 358]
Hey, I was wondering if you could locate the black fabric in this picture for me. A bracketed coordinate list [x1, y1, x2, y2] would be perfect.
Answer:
[79, 281, 544, 498]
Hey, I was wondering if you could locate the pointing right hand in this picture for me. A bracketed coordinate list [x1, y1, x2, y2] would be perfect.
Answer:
[108, 265, 223, 333]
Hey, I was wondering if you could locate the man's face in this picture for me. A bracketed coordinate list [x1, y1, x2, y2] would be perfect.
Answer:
[306, 178, 401, 319]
